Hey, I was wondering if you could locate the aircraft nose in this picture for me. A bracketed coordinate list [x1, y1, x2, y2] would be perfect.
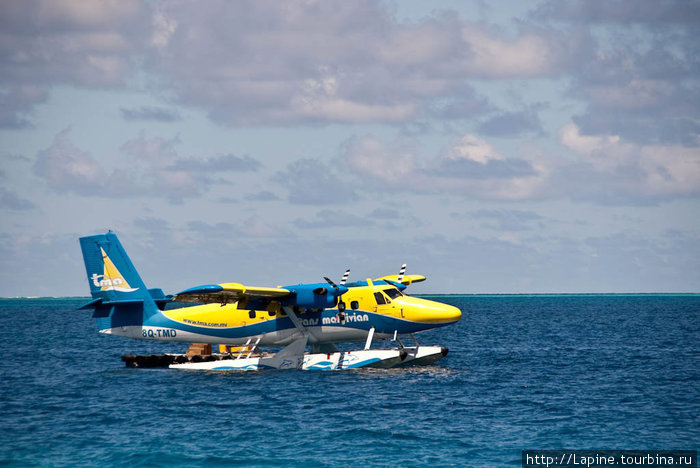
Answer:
[402, 297, 462, 324]
[441, 303, 462, 323]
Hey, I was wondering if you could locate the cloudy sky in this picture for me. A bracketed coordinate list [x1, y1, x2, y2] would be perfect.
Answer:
[1, 0, 699, 296]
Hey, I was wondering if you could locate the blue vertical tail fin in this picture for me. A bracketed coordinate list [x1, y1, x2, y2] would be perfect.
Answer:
[79, 232, 162, 326]
[80, 232, 150, 301]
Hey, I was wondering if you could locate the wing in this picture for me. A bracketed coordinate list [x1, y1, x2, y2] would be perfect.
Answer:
[374, 274, 426, 286]
[174, 282, 290, 304]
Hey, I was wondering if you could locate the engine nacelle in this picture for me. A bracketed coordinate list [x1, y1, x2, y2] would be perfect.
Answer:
[282, 282, 348, 310]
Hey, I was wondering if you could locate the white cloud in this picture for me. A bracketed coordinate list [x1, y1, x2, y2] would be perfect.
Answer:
[0, 0, 149, 127]
[460, 25, 562, 77]
[144, 1, 569, 125]
[340, 126, 700, 203]
[446, 134, 504, 164]
[532, 0, 700, 146]
[343, 136, 415, 183]
[292, 79, 416, 123]
[560, 123, 623, 170]
[31, 0, 142, 27]
[151, 9, 177, 49]
[0, 187, 37, 211]
[0, 85, 49, 127]
[32, 129, 260, 202]
[375, 19, 456, 65]
[340, 133, 550, 201]
[33, 128, 104, 195]
[560, 123, 700, 198]
[0, 0, 147, 86]
[583, 79, 677, 110]
[273, 158, 358, 205]
[293, 209, 370, 229]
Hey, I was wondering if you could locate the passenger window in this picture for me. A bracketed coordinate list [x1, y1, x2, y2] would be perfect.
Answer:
[248, 310, 256, 319]
[351, 301, 359, 310]
[373, 292, 386, 305]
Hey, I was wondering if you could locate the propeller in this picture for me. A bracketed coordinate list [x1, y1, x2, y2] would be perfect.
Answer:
[315, 270, 348, 295]
[397, 264, 407, 282]
[324, 273, 349, 321]
[323, 276, 339, 291]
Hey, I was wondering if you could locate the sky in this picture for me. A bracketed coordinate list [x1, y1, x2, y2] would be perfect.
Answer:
[1, 0, 699, 296]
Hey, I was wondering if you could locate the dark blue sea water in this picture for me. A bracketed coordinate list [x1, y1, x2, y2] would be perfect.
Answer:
[0, 295, 698, 467]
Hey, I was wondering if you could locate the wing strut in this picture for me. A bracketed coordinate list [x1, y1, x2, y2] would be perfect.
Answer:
[364, 326, 375, 350]
[282, 306, 308, 337]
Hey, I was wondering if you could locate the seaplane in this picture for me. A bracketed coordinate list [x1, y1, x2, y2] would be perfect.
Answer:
[79, 232, 461, 371]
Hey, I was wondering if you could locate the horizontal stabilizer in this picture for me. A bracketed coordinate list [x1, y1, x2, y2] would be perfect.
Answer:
[148, 288, 171, 301]
[148, 288, 173, 309]
[79, 297, 145, 309]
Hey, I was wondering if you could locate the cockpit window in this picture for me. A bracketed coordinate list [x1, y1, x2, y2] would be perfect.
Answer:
[373, 292, 387, 305]
[384, 288, 403, 299]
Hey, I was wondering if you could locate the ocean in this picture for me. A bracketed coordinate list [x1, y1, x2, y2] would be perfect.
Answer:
[0, 295, 698, 467]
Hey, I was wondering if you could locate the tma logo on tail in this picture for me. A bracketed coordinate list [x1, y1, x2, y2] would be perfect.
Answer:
[92, 247, 138, 292]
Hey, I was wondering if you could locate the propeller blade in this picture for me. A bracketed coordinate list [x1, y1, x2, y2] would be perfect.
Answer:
[323, 276, 339, 291]
[324, 276, 348, 314]
[340, 269, 350, 285]
[397, 264, 407, 282]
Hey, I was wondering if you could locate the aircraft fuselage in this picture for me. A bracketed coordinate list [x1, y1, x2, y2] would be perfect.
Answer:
[98, 285, 461, 346]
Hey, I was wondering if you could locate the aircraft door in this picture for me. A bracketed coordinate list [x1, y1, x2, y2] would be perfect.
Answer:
[373, 291, 400, 317]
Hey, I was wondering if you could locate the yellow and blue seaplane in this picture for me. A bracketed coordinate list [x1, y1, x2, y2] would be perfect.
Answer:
[79, 232, 461, 371]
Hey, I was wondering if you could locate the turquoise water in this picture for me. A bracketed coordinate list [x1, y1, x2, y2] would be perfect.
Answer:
[0, 295, 698, 467]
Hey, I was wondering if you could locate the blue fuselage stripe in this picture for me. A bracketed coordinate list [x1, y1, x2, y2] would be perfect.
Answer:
[142, 308, 449, 338]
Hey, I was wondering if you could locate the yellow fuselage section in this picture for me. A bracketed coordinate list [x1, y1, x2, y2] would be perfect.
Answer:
[154, 284, 461, 346]
[340, 285, 462, 324]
